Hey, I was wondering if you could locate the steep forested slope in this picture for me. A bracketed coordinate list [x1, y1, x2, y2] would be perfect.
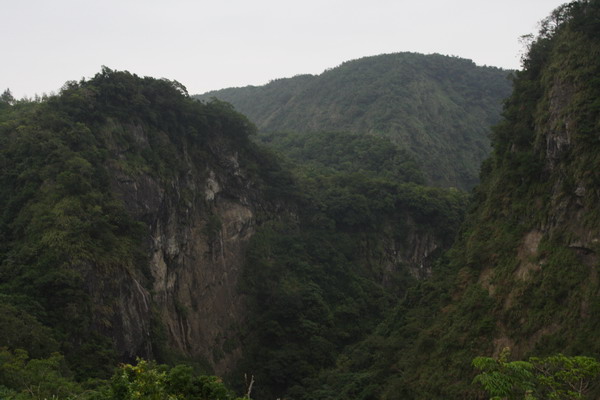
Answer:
[197, 53, 512, 190]
[6, 1, 597, 397]
[299, 1, 600, 399]
[0, 69, 278, 380]
[0, 68, 469, 399]
[235, 141, 467, 399]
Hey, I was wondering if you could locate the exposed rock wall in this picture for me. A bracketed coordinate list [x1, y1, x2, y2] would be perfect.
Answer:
[382, 224, 441, 281]
[99, 121, 265, 373]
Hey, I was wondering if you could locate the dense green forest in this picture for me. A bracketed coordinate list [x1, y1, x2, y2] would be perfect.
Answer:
[257, 131, 425, 184]
[234, 133, 467, 399]
[197, 52, 512, 190]
[285, 1, 600, 399]
[2, 1, 600, 399]
[0, 68, 278, 398]
[0, 67, 467, 398]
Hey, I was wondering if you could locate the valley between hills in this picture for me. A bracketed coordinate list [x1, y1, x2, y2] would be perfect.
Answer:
[1, 1, 600, 399]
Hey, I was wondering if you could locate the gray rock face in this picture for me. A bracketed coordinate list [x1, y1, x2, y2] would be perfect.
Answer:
[381, 221, 441, 282]
[94, 121, 263, 373]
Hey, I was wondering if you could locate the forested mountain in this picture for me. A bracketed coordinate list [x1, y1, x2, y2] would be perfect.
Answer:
[2, 1, 600, 399]
[258, 131, 426, 185]
[0, 68, 466, 398]
[0, 69, 273, 383]
[197, 53, 512, 190]
[296, 1, 600, 399]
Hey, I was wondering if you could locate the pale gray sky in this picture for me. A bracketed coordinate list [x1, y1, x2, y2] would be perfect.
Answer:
[1, 0, 566, 99]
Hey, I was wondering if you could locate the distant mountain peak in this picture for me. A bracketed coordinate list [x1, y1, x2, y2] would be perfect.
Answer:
[196, 52, 513, 190]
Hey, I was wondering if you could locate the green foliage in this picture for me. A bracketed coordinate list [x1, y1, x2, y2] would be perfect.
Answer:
[102, 359, 243, 400]
[282, 2, 600, 399]
[3, 4, 598, 398]
[392, 2, 600, 396]
[531, 354, 600, 399]
[473, 348, 536, 399]
[0, 89, 15, 106]
[0, 96, 138, 376]
[0, 301, 59, 359]
[473, 350, 600, 400]
[258, 131, 425, 184]
[197, 52, 513, 189]
[237, 128, 468, 399]
[1, 65, 465, 400]
[0, 353, 244, 400]
[0, 68, 269, 383]
[0, 348, 83, 399]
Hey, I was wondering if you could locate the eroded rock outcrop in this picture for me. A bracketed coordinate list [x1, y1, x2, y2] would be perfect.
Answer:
[104, 121, 266, 372]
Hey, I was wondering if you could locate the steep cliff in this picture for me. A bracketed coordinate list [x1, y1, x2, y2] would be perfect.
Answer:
[102, 119, 265, 372]
[0, 67, 470, 388]
[454, 0, 600, 360]
[295, 2, 600, 399]
[0, 70, 282, 376]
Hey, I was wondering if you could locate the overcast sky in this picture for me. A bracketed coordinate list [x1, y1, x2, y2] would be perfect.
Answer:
[2, 0, 566, 99]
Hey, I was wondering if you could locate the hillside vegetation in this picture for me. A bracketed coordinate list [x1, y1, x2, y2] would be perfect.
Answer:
[0, 68, 468, 399]
[235, 134, 467, 399]
[197, 52, 512, 190]
[294, 1, 600, 398]
[2, 1, 599, 399]
[0, 68, 277, 397]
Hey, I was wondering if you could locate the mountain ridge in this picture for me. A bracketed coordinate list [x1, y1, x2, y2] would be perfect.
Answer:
[3, 2, 600, 398]
[196, 52, 513, 190]
[296, 2, 600, 398]
[0, 66, 469, 399]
